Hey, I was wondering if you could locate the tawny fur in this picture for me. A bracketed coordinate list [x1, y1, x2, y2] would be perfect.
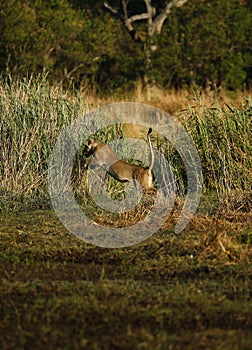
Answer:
[83, 128, 154, 189]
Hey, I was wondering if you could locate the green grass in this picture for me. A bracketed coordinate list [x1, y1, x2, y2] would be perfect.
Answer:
[0, 75, 252, 349]
[0, 208, 251, 350]
[183, 99, 252, 195]
[1, 75, 252, 211]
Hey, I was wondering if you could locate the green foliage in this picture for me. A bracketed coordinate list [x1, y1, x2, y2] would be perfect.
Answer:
[0, 0, 120, 89]
[0, 0, 251, 92]
[157, 0, 252, 90]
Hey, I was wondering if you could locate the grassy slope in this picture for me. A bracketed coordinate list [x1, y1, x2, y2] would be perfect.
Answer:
[0, 208, 251, 350]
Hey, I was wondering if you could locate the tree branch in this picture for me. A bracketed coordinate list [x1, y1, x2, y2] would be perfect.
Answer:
[103, 1, 119, 16]
[154, 0, 188, 34]
[143, 0, 155, 17]
[127, 13, 150, 24]
[104, 0, 188, 43]
[104, 0, 149, 43]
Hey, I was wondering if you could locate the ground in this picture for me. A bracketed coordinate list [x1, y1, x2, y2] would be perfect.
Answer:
[0, 205, 251, 350]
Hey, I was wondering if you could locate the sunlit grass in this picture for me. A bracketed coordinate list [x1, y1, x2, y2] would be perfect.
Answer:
[0, 74, 251, 350]
[1, 74, 251, 212]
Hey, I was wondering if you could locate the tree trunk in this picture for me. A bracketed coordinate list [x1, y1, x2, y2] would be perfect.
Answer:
[104, 0, 188, 99]
[142, 0, 156, 100]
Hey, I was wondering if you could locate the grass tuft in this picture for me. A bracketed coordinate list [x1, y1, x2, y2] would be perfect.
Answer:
[0, 75, 252, 349]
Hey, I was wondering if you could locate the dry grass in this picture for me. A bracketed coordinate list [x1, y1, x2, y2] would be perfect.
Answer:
[1, 74, 251, 213]
[0, 74, 252, 350]
[0, 206, 251, 350]
[98, 83, 252, 115]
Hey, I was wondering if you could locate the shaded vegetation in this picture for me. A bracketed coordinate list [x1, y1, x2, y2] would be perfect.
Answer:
[0, 0, 251, 93]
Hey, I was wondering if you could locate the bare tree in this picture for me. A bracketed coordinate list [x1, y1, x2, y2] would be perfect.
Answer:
[104, 0, 188, 98]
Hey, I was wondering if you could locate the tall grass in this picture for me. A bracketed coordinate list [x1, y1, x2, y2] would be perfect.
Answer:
[0, 75, 88, 209]
[0, 74, 251, 211]
[183, 98, 252, 197]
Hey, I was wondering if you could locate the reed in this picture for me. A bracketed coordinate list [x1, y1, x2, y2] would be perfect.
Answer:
[0, 74, 251, 211]
[183, 97, 252, 196]
[0, 74, 87, 209]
